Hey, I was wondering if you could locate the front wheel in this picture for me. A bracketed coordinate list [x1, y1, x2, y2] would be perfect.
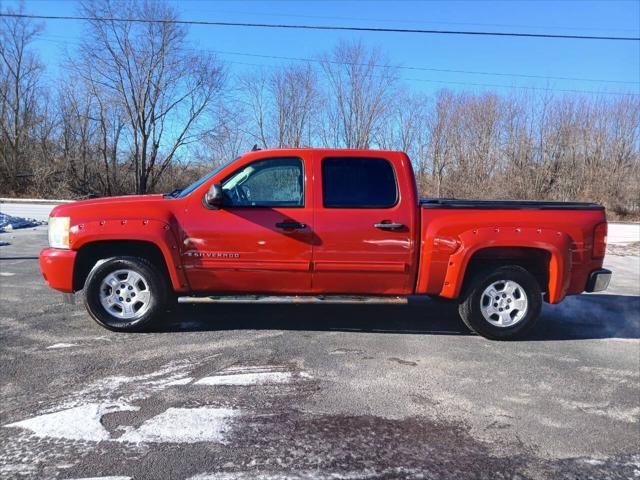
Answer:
[83, 256, 169, 332]
[458, 265, 542, 340]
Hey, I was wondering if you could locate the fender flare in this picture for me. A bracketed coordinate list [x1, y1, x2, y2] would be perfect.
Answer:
[69, 218, 189, 292]
[440, 227, 572, 304]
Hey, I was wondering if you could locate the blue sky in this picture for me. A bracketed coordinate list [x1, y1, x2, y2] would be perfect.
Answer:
[5, 0, 640, 98]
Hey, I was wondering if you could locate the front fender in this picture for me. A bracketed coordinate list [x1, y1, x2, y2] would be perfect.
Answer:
[69, 218, 189, 292]
[440, 227, 572, 304]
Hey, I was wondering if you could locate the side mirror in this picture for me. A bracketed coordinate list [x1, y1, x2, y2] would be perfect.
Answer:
[204, 183, 224, 209]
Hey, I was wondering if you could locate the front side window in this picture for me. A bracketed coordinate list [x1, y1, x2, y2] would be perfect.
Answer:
[222, 157, 304, 207]
[322, 157, 398, 208]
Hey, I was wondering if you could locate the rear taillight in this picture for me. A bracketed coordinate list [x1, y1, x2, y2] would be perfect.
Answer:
[592, 222, 607, 259]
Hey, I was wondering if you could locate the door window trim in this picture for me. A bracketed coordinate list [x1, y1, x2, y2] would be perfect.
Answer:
[321, 156, 399, 209]
[218, 156, 305, 209]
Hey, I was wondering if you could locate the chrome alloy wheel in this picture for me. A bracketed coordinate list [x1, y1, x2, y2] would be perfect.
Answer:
[99, 269, 151, 320]
[480, 280, 528, 327]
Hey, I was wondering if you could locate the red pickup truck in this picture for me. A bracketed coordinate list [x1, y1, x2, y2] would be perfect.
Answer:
[39, 148, 611, 339]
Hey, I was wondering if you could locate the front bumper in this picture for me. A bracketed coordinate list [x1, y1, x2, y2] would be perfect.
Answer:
[585, 268, 612, 293]
[39, 248, 76, 293]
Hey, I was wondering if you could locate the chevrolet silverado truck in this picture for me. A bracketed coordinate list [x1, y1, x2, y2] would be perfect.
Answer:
[39, 149, 612, 339]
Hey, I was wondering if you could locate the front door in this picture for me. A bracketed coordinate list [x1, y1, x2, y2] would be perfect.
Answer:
[182, 155, 314, 293]
[311, 154, 416, 295]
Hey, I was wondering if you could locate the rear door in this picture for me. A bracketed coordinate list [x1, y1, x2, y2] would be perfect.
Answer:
[311, 153, 417, 295]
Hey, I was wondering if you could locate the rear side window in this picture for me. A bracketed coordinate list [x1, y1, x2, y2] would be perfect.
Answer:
[322, 157, 398, 208]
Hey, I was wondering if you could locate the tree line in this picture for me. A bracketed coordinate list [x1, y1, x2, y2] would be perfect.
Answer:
[1, 0, 639, 218]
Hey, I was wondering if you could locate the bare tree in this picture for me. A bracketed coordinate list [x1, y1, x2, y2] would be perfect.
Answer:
[239, 69, 270, 149]
[270, 63, 317, 147]
[426, 91, 456, 197]
[74, 0, 225, 194]
[375, 91, 429, 188]
[239, 63, 318, 149]
[0, 2, 45, 194]
[319, 40, 397, 149]
[198, 100, 249, 165]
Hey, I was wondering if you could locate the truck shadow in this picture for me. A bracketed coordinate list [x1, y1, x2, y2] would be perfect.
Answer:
[161, 294, 640, 341]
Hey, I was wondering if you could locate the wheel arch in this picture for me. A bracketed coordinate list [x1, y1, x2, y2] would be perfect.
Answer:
[73, 239, 181, 292]
[461, 247, 551, 296]
[440, 227, 572, 303]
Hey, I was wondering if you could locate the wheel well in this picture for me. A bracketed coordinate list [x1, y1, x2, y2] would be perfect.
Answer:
[73, 240, 170, 292]
[464, 247, 550, 293]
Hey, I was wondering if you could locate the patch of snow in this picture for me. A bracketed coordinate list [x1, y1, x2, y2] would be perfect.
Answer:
[46, 343, 78, 349]
[51, 361, 193, 410]
[195, 372, 295, 386]
[188, 468, 422, 480]
[0, 464, 38, 475]
[67, 477, 131, 480]
[608, 223, 640, 245]
[4, 403, 138, 441]
[118, 407, 237, 444]
[165, 377, 193, 386]
[4, 402, 237, 445]
[0, 212, 44, 232]
[195, 365, 311, 386]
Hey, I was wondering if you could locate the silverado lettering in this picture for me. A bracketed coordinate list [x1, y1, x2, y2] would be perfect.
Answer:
[185, 252, 241, 258]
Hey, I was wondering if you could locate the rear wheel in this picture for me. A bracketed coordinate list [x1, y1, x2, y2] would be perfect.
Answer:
[458, 265, 542, 340]
[83, 256, 169, 331]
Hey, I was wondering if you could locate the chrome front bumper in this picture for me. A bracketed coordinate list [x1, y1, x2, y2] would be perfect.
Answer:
[586, 269, 612, 292]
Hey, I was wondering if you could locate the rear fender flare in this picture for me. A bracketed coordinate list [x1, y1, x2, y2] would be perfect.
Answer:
[440, 227, 571, 303]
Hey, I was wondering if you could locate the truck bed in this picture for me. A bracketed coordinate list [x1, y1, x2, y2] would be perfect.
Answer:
[420, 198, 604, 210]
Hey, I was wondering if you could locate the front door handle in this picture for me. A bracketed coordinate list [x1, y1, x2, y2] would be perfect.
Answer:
[374, 222, 405, 231]
[276, 221, 307, 230]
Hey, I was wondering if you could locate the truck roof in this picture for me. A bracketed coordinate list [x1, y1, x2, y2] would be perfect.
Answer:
[241, 147, 407, 156]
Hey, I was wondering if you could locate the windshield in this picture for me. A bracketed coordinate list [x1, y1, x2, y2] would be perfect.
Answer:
[174, 158, 237, 199]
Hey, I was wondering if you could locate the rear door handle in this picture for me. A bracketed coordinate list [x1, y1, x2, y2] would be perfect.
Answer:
[276, 221, 307, 230]
[374, 222, 405, 231]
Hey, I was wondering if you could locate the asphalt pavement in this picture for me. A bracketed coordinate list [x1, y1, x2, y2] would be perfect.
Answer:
[0, 226, 638, 480]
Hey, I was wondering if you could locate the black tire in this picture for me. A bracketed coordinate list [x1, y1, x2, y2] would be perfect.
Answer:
[458, 265, 542, 340]
[83, 256, 169, 332]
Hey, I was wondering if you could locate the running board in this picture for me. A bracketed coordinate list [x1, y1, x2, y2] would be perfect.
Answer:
[177, 295, 409, 305]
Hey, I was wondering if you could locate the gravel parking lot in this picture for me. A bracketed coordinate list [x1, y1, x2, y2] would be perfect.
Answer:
[1, 226, 638, 480]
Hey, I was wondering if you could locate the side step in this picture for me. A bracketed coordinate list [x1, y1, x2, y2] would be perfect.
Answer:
[177, 295, 409, 305]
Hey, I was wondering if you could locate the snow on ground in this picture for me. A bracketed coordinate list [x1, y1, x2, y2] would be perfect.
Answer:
[608, 223, 640, 245]
[194, 365, 311, 386]
[46, 343, 78, 349]
[4, 403, 138, 442]
[118, 407, 238, 444]
[0, 212, 45, 232]
[6, 402, 238, 444]
[67, 477, 131, 480]
[0, 202, 59, 222]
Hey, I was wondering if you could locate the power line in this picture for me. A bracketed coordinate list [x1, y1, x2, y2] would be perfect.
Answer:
[226, 60, 639, 97]
[194, 8, 640, 33]
[208, 48, 640, 85]
[38, 35, 640, 97]
[3, 13, 640, 41]
[38, 34, 640, 86]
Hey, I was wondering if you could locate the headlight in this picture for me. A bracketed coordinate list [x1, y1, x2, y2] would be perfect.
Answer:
[48, 217, 70, 249]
